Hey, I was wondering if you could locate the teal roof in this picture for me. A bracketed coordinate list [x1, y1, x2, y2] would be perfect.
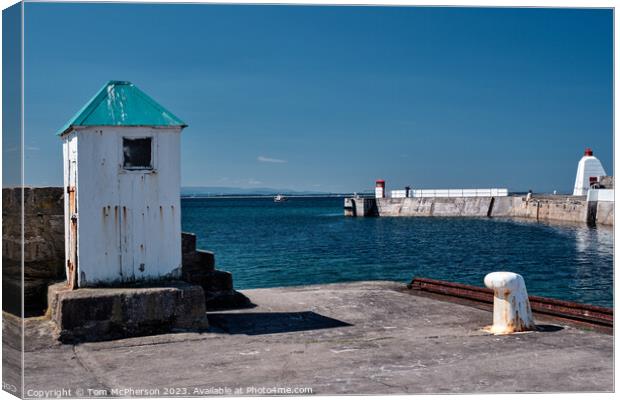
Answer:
[57, 81, 187, 135]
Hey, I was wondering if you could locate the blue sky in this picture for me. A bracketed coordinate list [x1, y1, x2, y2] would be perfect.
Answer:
[21, 4, 612, 193]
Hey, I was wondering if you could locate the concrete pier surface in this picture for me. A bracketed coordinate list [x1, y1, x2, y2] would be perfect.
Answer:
[6, 281, 613, 396]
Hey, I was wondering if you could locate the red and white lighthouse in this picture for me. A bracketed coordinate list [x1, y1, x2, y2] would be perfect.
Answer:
[573, 147, 606, 196]
[375, 180, 386, 198]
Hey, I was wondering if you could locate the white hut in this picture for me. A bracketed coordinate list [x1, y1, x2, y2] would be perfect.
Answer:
[573, 148, 607, 196]
[58, 81, 187, 288]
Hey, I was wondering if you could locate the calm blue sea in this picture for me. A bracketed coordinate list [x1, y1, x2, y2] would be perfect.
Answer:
[181, 197, 614, 307]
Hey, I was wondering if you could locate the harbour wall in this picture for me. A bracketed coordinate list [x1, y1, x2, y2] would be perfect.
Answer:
[377, 196, 494, 217]
[490, 196, 589, 224]
[345, 194, 613, 226]
[3, 187, 66, 316]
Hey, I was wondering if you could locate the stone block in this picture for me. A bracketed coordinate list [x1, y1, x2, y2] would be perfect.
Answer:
[181, 232, 197, 254]
[47, 281, 208, 343]
[202, 270, 233, 292]
[180, 266, 252, 310]
[195, 249, 215, 268]
[182, 249, 215, 282]
[182, 268, 232, 293]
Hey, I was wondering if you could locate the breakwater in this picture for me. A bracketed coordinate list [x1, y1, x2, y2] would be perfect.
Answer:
[345, 194, 613, 226]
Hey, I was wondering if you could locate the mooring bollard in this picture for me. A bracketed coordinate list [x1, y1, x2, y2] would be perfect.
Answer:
[483, 272, 535, 334]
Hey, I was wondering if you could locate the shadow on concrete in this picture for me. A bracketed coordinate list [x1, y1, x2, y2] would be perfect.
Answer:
[535, 324, 564, 333]
[207, 311, 352, 335]
[205, 291, 257, 312]
[206, 301, 257, 312]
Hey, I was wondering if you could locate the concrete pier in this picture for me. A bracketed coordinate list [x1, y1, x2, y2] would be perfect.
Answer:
[345, 194, 613, 226]
[7, 281, 612, 396]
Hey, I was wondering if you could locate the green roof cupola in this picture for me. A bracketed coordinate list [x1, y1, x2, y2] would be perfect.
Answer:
[57, 81, 187, 136]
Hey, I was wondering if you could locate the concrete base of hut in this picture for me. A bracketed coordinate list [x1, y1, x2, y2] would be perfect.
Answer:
[47, 281, 208, 343]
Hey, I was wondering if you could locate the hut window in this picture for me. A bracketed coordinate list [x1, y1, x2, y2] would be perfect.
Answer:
[123, 137, 152, 170]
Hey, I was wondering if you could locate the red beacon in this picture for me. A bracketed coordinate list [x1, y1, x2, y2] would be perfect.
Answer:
[375, 180, 386, 198]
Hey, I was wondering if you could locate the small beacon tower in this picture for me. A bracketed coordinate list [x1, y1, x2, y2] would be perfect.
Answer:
[573, 148, 606, 196]
[375, 180, 386, 198]
[58, 81, 187, 288]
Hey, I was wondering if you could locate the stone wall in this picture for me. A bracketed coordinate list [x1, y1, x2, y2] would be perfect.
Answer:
[490, 196, 589, 224]
[377, 197, 493, 217]
[3, 187, 66, 316]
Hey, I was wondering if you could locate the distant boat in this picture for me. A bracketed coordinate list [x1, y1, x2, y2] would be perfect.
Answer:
[274, 194, 287, 202]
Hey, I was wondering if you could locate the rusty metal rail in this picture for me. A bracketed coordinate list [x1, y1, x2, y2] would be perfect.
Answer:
[408, 277, 613, 330]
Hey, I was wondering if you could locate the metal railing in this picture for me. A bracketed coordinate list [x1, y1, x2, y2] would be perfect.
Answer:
[390, 188, 508, 198]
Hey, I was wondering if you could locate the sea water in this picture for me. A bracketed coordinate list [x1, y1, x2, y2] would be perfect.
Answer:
[182, 197, 613, 307]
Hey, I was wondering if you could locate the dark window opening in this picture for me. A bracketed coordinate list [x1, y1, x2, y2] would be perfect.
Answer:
[123, 137, 152, 169]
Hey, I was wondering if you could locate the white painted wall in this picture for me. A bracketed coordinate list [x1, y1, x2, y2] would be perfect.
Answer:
[62, 126, 182, 287]
[587, 188, 614, 203]
[573, 156, 606, 196]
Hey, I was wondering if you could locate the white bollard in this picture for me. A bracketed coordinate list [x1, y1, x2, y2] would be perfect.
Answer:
[483, 272, 535, 334]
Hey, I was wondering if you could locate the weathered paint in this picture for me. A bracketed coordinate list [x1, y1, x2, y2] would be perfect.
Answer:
[483, 272, 535, 335]
[61, 126, 182, 287]
[62, 133, 79, 287]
